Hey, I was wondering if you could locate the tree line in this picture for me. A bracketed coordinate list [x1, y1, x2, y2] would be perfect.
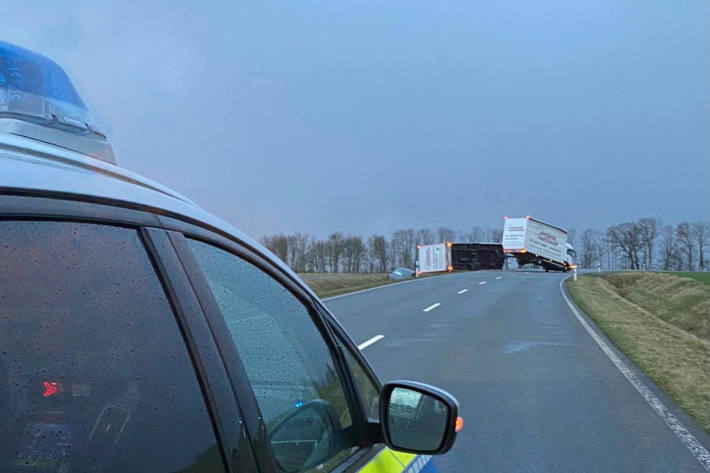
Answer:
[261, 226, 503, 273]
[261, 219, 709, 273]
[576, 219, 708, 271]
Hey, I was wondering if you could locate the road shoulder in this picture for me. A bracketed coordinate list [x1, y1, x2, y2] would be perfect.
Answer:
[561, 275, 710, 470]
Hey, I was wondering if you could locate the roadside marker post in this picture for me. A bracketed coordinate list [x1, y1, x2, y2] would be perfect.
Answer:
[573, 268, 578, 282]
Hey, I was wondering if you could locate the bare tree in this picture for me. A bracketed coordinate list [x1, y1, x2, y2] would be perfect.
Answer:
[387, 229, 417, 268]
[286, 232, 309, 272]
[676, 222, 694, 270]
[341, 237, 353, 272]
[341, 235, 366, 273]
[327, 232, 344, 273]
[659, 225, 680, 270]
[579, 229, 601, 269]
[353, 236, 366, 272]
[567, 227, 577, 251]
[437, 227, 455, 243]
[607, 222, 642, 269]
[389, 231, 403, 268]
[369, 235, 388, 273]
[470, 226, 486, 243]
[487, 228, 503, 243]
[637, 218, 659, 270]
[416, 228, 435, 245]
[387, 236, 399, 269]
[303, 235, 317, 272]
[402, 229, 417, 268]
[692, 222, 709, 271]
[594, 230, 606, 269]
[312, 239, 328, 272]
[261, 233, 289, 262]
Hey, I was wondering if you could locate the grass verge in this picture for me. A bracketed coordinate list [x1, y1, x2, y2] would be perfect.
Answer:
[297, 273, 396, 298]
[298, 271, 449, 298]
[566, 272, 710, 432]
[669, 272, 710, 286]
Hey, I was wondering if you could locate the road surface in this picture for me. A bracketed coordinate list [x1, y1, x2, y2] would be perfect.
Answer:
[325, 269, 710, 472]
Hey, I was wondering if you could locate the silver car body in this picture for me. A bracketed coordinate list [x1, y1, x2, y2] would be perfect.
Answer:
[0, 123, 312, 298]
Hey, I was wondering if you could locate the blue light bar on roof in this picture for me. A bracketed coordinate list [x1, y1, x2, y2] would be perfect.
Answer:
[0, 41, 99, 133]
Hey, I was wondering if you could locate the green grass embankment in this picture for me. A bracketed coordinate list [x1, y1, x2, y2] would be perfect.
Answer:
[567, 272, 710, 431]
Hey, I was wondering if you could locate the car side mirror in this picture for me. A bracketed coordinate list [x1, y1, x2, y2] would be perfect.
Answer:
[269, 399, 341, 473]
[379, 381, 460, 455]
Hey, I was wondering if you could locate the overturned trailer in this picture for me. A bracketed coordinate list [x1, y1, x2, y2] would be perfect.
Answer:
[416, 242, 504, 274]
[451, 243, 505, 270]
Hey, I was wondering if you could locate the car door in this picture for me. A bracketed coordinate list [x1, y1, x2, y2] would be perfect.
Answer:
[0, 217, 230, 473]
[170, 232, 387, 473]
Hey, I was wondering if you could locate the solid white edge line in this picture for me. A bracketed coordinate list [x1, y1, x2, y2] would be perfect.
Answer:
[457, 289, 469, 294]
[478, 281, 487, 285]
[423, 302, 441, 312]
[357, 334, 385, 350]
[559, 277, 710, 471]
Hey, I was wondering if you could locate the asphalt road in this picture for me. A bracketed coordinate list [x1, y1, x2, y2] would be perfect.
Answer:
[325, 269, 710, 472]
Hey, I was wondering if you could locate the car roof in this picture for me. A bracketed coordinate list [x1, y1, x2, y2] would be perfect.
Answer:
[0, 129, 310, 295]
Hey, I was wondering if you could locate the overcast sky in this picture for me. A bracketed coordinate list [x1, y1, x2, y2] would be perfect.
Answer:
[4, 1, 708, 238]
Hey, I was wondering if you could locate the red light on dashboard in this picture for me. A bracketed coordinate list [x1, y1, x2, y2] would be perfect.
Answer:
[43, 381, 61, 397]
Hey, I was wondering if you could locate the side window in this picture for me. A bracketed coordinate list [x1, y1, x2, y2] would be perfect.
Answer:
[336, 336, 380, 422]
[186, 239, 362, 472]
[0, 222, 224, 473]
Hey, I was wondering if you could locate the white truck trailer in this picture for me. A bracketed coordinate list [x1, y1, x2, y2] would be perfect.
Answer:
[502, 216, 576, 272]
[416, 243, 453, 275]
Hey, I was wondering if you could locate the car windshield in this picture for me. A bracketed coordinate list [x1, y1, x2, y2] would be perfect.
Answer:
[3, 2, 708, 472]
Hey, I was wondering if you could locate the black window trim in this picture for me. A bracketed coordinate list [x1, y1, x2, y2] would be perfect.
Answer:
[315, 303, 384, 396]
[167, 231, 277, 473]
[314, 304, 387, 449]
[142, 227, 253, 473]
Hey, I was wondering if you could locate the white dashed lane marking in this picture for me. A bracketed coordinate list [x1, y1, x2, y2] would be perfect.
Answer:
[496, 276, 503, 280]
[357, 334, 384, 350]
[423, 303, 441, 312]
[478, 281, 487, 285]
[457, 289, 469, 294]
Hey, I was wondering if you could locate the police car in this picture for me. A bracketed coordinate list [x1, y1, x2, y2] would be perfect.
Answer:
[0, 41, 460, 473]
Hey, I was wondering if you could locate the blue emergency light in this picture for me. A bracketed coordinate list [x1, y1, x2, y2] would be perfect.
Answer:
[0, 41, 115, 163]
[0, 41, 97, 133]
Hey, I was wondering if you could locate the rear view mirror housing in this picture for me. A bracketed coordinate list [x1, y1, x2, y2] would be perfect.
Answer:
[379, 380, 460, 455]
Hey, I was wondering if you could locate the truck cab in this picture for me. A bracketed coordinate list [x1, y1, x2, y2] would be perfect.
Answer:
[502, 216, 576, 272]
